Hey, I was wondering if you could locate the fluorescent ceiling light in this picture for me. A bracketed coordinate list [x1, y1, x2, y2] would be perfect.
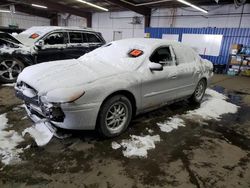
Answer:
[31, 4, 48, 9]
[177, 0, 208, 14]
[76, 0, 108, 11]
[0, 9, 11, 13]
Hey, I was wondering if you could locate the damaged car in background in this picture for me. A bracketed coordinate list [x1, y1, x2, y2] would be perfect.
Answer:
[15, 38, 213, 137]
[0, 26, 105, 83]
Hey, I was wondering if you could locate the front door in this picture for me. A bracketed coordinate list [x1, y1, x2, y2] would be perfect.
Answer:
[36, 31, 68, 63]
[141, 46, 179, 110]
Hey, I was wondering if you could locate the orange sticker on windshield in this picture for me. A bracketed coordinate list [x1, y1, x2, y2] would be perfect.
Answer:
[29, 33, 40, 39]
[129, 49, 143, 57]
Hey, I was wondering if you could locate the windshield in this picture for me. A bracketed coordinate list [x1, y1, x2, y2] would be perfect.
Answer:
[79, 39, 150, 70]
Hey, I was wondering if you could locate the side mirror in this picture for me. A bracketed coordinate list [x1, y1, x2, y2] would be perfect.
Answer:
[149, 62, 163, 71]
[35, 39, 44, 49]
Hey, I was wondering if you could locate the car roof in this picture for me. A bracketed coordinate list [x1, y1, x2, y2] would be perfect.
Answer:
[20, 26, 94, 35]
[112, 38, 181, 48]
[16, 26, 97, 46]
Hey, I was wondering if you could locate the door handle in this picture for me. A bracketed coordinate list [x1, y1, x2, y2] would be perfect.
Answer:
[171, 75, 177, 79]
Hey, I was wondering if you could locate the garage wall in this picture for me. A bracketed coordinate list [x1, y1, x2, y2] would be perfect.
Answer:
[151, 4, 250, 28]
[0, 12, 50, 29]
[58, 14, 87, 27]
[92, 11, 145, 42]
[92, 4, 250, 42]
[145, 27, 250, 65]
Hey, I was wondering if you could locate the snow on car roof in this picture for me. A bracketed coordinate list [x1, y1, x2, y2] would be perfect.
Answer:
[15, 26, 94, 46]
[79, 38, 181, 71]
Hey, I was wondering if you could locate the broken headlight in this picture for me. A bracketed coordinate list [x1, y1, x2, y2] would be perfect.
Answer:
[39, 96, 65, 122]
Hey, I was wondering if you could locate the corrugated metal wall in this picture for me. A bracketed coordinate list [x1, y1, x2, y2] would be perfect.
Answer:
[145, 27, 250, 65]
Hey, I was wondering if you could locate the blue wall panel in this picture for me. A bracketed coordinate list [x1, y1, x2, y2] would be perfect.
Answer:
[145, 27, 250, 65]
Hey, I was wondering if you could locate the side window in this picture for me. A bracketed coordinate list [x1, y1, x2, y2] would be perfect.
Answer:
[44, 32, 67, 45]
[82, 33, 88, 43]
[86, 33, 101, 43]
[69, 32, 83, 43]
[150, 47, 173, 64]
[173, 45, 196, 64]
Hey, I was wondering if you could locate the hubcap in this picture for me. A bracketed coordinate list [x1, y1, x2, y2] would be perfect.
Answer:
[105, 102, 128, 132]
[195, 81, 205, 100]
[0, 60, 23, 81]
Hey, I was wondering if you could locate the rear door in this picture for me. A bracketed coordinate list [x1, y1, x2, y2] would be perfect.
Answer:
[64, 31, 90, 59]
[85, 32, 104, 51]
[172, 44, 197, 98]
[36, 31, 68, 63]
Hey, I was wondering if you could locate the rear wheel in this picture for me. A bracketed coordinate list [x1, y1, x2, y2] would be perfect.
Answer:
[0, 58, 24, 83]
[97, 95, 132, 138]
[189, 79, 206, 104]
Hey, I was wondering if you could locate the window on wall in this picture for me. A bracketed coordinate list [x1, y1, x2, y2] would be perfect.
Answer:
[69, 32, 83, 43]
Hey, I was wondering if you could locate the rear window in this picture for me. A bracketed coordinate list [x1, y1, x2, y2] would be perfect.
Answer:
[86, 33, 101, 43]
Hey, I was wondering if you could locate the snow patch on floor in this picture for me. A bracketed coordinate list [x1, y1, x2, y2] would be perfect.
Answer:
[0, 113, 24, 165]
[157, 116, 185, 133]
[115, 135, 160, 158]
[186, 89, 239, 120]
[111, 141, 121, 150]
[22, 122, 54, 147]
[157, 88, 239, 133]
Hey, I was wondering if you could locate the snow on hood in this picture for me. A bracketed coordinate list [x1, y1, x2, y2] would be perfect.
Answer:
[17, 58, 124, 99]
[0, 44, 34, 55]
[15, 26, 59, 46]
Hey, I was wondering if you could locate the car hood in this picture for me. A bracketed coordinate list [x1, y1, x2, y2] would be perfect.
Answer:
[17, 58, 124, 101]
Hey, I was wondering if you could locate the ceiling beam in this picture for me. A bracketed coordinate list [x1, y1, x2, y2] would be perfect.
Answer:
[105, 0, 151, 15]
[7, 0, 92, 19]
[0, 0, 52, 18]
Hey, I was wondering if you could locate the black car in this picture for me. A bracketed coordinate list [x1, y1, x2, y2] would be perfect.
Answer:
[0, 27, 106, 83]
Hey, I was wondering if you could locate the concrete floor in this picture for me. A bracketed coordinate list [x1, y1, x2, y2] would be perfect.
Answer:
[0, 74, 250, 188]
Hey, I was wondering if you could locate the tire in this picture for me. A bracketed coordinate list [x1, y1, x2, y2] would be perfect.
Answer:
[189, 79, 207, 104]
[97, 95, 133, 138]
[0, 58, 25, 83]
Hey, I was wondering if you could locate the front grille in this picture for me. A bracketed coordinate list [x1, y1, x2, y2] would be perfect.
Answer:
[16, 81, 65, 123]
[16, 82, 39, 105]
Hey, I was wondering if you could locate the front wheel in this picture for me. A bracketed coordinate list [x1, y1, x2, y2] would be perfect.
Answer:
[0, 58, 25, 83]
[97, 95, 132, 138]
[189, 79, 207, 104]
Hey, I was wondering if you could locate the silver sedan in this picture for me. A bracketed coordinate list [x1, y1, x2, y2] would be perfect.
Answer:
[15, 38, 213, 137]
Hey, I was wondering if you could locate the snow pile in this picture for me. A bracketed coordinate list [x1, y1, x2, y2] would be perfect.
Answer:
[22, 122, 54, 147]
[186, 89, 239, 120]
[114, 135, 160, 158]
[157, 116, 185, 133]
[111, 141, 121, 150]
[157, 89, 239, 133]
[0, 113, 24, 165]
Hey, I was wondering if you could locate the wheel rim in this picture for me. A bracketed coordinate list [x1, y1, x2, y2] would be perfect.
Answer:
[105, 102, 128, 132]
[0, 59, 23, 81]
[195, 81, 205, 100]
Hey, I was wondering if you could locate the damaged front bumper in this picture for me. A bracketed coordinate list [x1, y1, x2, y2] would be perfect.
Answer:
[15, 85, 101, 130]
